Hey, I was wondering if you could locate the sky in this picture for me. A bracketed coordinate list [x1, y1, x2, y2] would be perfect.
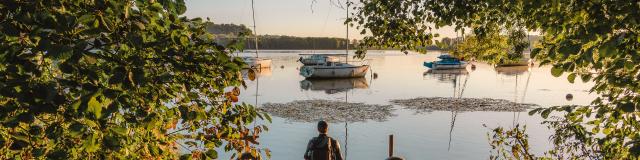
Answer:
[184, 0, 460, 40]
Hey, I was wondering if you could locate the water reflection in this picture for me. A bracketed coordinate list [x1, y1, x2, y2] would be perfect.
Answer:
[423, 68, 469, 83]
[232, 51, 596, 160]
[300, 78, 369, 94]
[494, 65, 530, 76]
[241, 67, 273, 78]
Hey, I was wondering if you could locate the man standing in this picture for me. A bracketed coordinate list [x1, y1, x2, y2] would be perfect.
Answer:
[304, 121, 343, 160]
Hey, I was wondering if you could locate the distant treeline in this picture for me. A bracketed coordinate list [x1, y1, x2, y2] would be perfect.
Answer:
[206, 23, 442, 50]
[205, 23, 538, 50]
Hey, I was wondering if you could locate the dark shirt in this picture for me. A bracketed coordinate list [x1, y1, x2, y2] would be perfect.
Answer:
[304, 134, 343, 160]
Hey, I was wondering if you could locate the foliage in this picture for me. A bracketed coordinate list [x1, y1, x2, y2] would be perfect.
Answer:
[451, 34, 511, 64]
[486, 125, 535, 160]
[434, 37, 458, 51]
[205, 23, 252, 36]
[451, 30, 532, 65]
[350, 0, 640, 159]
[0, 0, 269, 159]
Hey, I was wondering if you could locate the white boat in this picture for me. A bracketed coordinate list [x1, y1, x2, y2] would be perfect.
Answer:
[242, 57, 272, 68]
[298, 54, 342, 65]
[242, 0, 271, 69]
[298, 0, 369, 78]
[299, 62, 370, 78]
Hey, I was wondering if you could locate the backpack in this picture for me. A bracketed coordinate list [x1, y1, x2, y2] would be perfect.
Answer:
[308, 137, 334, 160]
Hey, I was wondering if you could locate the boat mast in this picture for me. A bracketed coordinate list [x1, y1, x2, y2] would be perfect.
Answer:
[345, 0, 349, 63]
[251, 0, 259, 58]
[345, 2, 350, 159]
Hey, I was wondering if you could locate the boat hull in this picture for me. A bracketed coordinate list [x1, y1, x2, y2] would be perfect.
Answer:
[424, 61, 468, 70]
[300, 65, 370, 78]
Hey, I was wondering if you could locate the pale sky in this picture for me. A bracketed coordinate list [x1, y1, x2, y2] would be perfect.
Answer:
[184, 0, 460, 40]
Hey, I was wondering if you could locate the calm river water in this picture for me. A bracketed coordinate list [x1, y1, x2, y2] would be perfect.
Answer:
[225, 50, 595, 159]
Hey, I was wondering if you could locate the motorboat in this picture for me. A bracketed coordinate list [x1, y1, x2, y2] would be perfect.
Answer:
[299, 62, 369, 78]
[424, 54, 468, 70]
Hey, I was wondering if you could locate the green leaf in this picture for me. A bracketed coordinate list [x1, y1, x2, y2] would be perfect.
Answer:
[618, 102, 636, 113]
[630, 144, 640, 157]
[550, 66, 564, 77]
[180, 36, 189, 45]
[531, 48, 542, 58]
[69, 123, 86, 137]
[205, 149, 218, 159]
[541, 109, 551, 119]
[110, 127, 128, 136]
[528, 108, 542, 116]
[567, 73, 576, 83]
[263, 113, 272, 123]
[580, 74, 592, 83]
[624, 61, 634, 70]
[71, 99, 82, 111]
[93, 19, 100, 28]
[603, 127, 612, 135]
[32, 148, 46, 157]
[87, 95, 103, 119]
[598, 40, 616, 57]
[82, 133, 100, 152]
[134, 21, 146, 30]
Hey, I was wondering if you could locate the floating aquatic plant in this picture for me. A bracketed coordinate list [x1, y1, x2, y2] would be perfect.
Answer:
[261, 100, 395, 123]
[391, 97, 538, 113]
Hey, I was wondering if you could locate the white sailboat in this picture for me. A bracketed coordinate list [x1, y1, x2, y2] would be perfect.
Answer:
[243, 0, 271, 69]
[299, 0, 369, 78]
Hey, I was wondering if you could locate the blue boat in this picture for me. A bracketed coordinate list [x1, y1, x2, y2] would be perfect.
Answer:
[424, 54, 468, 70]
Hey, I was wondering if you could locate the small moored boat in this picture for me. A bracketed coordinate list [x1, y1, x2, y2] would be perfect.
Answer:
[299, 62, 369, 78]
[299, 1, 369, 79]
[424, 54, 468, 70]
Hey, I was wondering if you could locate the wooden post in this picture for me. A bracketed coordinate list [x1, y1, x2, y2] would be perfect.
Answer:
[389, 134, 394, 157]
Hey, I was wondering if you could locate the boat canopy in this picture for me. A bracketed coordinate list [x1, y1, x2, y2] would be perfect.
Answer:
[437, 54, 458, 59]
[299, 54, 348, 56]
